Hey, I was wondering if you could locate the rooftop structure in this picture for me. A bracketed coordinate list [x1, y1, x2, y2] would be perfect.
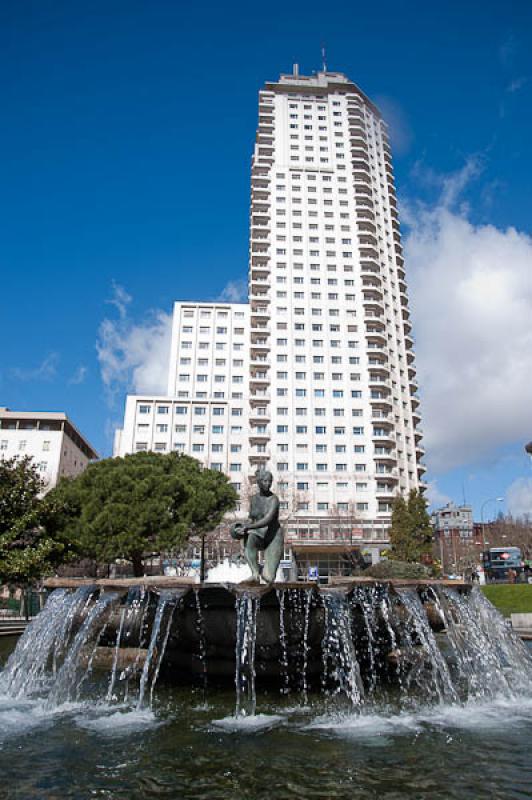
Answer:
[0, 408, 98, 492]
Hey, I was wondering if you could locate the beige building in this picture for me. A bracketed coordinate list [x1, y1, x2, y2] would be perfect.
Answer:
[0, 408, 98, 493]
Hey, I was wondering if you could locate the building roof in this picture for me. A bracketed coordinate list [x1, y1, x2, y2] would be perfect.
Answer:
[0, 408, 98, 460]
[265, 69, 383, 121]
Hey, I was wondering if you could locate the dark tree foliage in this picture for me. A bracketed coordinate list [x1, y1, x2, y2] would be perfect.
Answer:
[0, 456, 75, 583]
[47, 452, 238, 576]
[389, 489, 433, 563]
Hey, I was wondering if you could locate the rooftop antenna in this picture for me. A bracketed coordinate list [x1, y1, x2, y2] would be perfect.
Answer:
[293, 62, 299, 77]
[321, 43, 327, 72]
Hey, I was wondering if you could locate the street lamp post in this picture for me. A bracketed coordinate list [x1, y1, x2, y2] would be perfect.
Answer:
[480, 497, 504, 552]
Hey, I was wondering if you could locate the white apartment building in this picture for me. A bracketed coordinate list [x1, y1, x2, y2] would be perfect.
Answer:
[249, 68, 424, 527]
[0, 408, 98, 493]
[115, 68, 425, 558]
[114, 302, 251, 507]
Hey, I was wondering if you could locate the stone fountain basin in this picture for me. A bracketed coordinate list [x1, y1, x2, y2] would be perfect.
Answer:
[43, 577, 471, 682]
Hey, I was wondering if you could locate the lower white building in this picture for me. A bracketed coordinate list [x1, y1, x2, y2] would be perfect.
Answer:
[0, 408, 98, 493]
[114, 302, 251, 511]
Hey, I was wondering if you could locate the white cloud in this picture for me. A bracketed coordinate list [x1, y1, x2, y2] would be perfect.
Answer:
[97, 284, 172, 404]
[106, 281, 132, 319]
[218, 278, 248, 303]
[506, 477, 532, 517]
[404, 161, 532, 473]
[425, 481, 451, 510]
[507, 76, 528, 93]
[68, 365, 88, 385]
[10, 352, 59, 382]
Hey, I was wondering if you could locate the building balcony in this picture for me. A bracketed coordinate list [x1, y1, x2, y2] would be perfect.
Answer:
[374, 451, 397, 464]
[250, 390, 270, 402]
[362, 276, 383, 291]
[367, 344, 388, 359]
[249, 407, 270, 421]
[354, 173, 372, 187]
[250, 322, 270, 334]
[357, 220, 377, 233]
[351, 148, 369, 162]
[249, 429, 270, 441]
[357, 211, 376, 225]
[363, 290, 384, 305]
[366, 331, 387, 347]
[371, 414, 393, 428]
[363, 298, 384, 313]
[249, 451, 270, 464]
[359, 247, 379, 260]
[364, 314, 385, 329]
[250, 356, 270, 369]
[369, 375, 391, 390]
[251, 304, 269, 316]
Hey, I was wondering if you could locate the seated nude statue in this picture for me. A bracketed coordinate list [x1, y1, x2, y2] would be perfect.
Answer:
[231, 470, 284, 584]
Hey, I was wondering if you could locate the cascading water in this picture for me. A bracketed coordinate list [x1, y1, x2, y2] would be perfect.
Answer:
[1, 580, 531, 733]
[234, 593, 260, 716]
[137, 591, 178, 709]
[276, 589, 290, 695]
[396, 588, 458, 704]
[194, 589, 208, 697]
[438, 586, 532, 697]
[321, 591, 364, 706]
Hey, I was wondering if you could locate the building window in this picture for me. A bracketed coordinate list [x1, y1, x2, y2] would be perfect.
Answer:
[139, 405, 151, 414]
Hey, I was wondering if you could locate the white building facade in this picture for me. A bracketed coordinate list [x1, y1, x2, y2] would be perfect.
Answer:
[0, 408, 98, 493]
[114, 69, 425, 549]
[248, 69, 424, 531]
[114, 302, 251, 508]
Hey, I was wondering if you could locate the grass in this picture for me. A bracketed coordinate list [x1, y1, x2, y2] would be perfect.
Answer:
[481, 584, 532, 617]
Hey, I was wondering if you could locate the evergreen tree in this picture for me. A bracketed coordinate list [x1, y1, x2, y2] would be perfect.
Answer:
[47, 451, 238, 576]
[389, 489, 433, 563]
[0, 456, 75, 583]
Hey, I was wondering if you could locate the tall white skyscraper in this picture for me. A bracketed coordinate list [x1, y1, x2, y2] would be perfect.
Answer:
[248, 68, 424, 523]
[115, 68, 425, 561]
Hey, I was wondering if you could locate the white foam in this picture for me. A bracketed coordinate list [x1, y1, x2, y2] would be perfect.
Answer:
[0, 695, 86, 743]
[304, 694, 532, 740]
[307, 711, 423, 738]
[206, 559, 251, 583]
[76, 708, 161, 735]
[211, 713, 284, 733]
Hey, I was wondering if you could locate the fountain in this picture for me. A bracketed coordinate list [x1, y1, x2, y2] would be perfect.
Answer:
[1, 479, 532, 797]
[2, 575, 531, 712]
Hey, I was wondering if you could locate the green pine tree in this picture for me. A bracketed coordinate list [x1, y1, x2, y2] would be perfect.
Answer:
[389, 489, 432, 563]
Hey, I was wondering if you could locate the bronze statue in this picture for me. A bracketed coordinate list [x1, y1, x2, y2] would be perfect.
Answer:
[231, 470, 284, 584]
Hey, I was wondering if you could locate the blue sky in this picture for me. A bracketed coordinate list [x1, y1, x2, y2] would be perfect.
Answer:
[1, 0, 531, 519]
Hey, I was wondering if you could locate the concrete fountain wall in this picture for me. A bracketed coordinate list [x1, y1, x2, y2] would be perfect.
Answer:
[43, 577, 472, 687]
